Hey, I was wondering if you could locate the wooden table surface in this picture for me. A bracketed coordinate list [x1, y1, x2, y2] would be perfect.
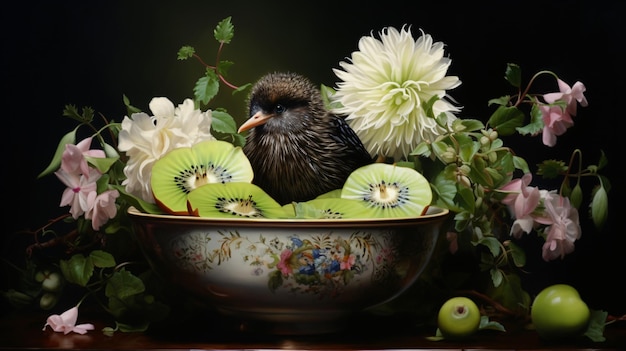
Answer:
[1, 306, 625, 350]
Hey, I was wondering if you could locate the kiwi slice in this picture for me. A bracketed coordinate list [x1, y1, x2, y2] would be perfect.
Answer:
[341, 163, 432, 218]
[314, 188, 342, 199]
[187, 182, 289, 219]
[151, 140, 254, 214]
[288, 198, 371, 219]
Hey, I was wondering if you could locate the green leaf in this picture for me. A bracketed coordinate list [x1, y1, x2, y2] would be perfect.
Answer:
[516, 103, 544, 135]
[487, 106, 525, 136]
[504, 63, 522, 88]
[194, 70, 220, 105]
[506, 241, 526, 267]
[85, 155, 119, 174]
[455, 134, 479, 163]
[60, 254, 94, 287]
[216, 60, 234, 77]
[512, 155, 530, 174]
[456, 118, 485, 132]
[469, 157, 494, 187]
[477, 236, 502, 257]
[537, 159, 567, 179]
[485, 273, 531, 314]
[38, 128, 77, 178]
[431, 140, 449, 162]
[89, 250, 116, 268]
[233, 82, 252, 96]
[490, 268, 503, 287]
[479, 315, 506, 332]
[410, 141, 431, 157]
[487, 95, 511, 107]
[211, 110, 238, 134]
[123, 94, 142, 115]
[110, 184, 164, 214]
[432, 177, 459, 212]
[584, 309, 607, 342]
[456, 186, 475, 213]
[63, 105, 94, 123]
[177, 45, 195, 60]
[214, 16, 234, 44]
[105, 269, 145, 299]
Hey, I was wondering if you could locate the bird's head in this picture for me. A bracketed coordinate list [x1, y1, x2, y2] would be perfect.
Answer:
[238, 72, 325, 134]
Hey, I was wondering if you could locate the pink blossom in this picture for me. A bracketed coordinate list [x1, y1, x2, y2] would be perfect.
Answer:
[540, 193, 581, 261]
[499, 173, 541, 238]
[543, 79, 588, 116]
[55, 167, 101, 219]
[61, 137, 106, 178]
[340, 254, 356, 270]
[42, 306, 95, 335]
[277, 249, 293, 275]
[85, 189, 120, 230]
[540, 104, 574, 147]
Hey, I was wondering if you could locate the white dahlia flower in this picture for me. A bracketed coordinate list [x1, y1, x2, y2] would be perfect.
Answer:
[332, 26, 461, 161]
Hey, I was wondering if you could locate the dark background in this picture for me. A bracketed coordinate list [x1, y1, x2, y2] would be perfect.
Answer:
[3, 1, 624, 315]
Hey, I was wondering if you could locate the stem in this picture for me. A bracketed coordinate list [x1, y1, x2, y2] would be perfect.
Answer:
[513, 70, 559, 108]
[214, 41, 239, 90]
[459, 289, 529, 321]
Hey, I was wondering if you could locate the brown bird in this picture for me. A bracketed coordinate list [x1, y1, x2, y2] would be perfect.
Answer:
[238, 72, 373, 205]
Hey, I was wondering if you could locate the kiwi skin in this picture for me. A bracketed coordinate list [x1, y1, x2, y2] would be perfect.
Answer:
[151, 140, 253, 215]
[341, 163, 432, 218]
[187, 182, 290, 219]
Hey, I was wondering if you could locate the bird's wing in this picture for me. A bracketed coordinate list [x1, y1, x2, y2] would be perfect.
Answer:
[330, 115, 373, 164]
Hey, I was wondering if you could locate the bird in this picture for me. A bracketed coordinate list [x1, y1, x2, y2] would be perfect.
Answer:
[237, 72, 373, 205]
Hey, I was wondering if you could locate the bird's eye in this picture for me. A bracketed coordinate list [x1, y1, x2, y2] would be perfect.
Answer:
[274, 104, 285, 114]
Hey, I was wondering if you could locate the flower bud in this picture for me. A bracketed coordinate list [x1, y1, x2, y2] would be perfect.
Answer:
[590, 186, 608, 228]
[569, 184, 583, 209]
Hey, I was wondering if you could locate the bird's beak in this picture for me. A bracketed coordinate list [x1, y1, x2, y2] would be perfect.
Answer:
[238, 111, 273, 133]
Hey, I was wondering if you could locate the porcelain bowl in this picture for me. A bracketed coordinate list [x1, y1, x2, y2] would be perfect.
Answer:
[128, 206, 449, 334]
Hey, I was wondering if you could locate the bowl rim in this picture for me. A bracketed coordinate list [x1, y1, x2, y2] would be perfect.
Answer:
[127, 206, 449, 228]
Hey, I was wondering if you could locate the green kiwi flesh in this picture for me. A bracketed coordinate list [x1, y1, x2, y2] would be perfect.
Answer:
[187, 182, 289, 219]
[151, 140, 254, 214]
[314, 188, 342, 199]
[341, 163, 432, 218]
[287, 198, 371, 219]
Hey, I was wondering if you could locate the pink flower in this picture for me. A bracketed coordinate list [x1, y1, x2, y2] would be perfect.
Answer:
[42, 306, 95, 335]
[277, 249, 293, 275]
[61, 137, 106, 178]
[543, 79, 588, 116]
[85, 189, 120, 230]
[540, 104, 574, 147]
[540, 193, 581, 261]
[340, 254, 356, 270]
[55, 167, 101, 219]
[500, 173, 541, 238]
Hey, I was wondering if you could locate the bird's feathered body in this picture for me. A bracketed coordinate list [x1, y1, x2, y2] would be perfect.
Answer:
[239, 72, 373, 205]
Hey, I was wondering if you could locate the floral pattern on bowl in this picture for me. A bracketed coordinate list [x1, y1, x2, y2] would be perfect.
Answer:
[169, 228, 400, 298]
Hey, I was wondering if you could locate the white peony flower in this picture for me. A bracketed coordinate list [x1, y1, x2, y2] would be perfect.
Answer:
[332, 26, 461, 161]
[118, 97, 215, 203]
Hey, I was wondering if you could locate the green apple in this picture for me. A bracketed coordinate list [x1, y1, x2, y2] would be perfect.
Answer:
[437, 296, 481, 339]
[531, 284, 590, 340]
